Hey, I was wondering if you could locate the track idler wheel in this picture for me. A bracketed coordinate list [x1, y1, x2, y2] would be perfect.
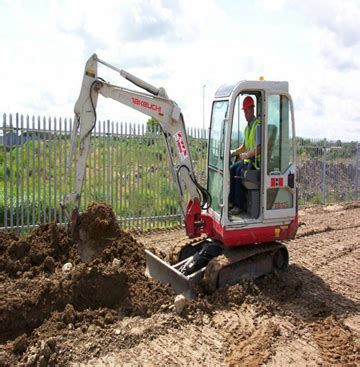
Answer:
[272, 247, 289, 271]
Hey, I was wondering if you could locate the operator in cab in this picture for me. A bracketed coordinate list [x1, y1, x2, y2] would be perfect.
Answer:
[229, 96, 261, 216]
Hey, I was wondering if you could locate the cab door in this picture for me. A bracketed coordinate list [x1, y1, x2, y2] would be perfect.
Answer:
[207, 100, 228, 217]
[263, 93, 296, 220]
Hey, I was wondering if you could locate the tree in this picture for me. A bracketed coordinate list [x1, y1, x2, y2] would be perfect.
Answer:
[146, 117, 160, 133]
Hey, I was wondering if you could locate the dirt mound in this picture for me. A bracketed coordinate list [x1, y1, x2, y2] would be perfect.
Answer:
[2, 202, 360, 366]
[0, 203, 174, 366]
[0, 223, 73, 277]
[0, 231, 18, 255]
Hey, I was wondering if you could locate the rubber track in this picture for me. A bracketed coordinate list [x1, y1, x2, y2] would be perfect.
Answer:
[203, 242, 285, 292]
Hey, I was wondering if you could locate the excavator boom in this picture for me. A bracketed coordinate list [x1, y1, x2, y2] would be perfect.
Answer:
[61, 54, 211, 258]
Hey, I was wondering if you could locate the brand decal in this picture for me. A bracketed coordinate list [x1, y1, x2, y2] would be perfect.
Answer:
[273, 201, 289, 209]
[173, 131, 188, 160]
[131, 98, 161, 113]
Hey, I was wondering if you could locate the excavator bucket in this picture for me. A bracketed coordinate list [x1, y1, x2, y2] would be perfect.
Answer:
[69, 203, 120, 263]
[77, 225, 115, 263]
[145, 250, 204, 299]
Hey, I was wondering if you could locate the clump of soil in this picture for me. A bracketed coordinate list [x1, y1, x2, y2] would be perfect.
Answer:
[0, 202, 174, 366]
[79, 202, 119, 241]
[0, 223, 73, 277]
[77, 202, 121, 262]
[0, 231, 19, 255]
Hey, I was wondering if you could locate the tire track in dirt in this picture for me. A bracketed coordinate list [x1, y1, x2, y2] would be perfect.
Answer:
[296, 223, 360, 239]
[266, 205, 360, 366]
[212, 304, 255, 336]
[267, 310, 360, 366]
[315, 247, 360, 305]
[268, 339, 322, 366]
[210, 302, 284, 366]
[310, 316, 359, 365]
[287, 226, 360, 275]
[287, 229, 360, 314]
[82, 315, 227, 366]
[212, 305, 265, 365]
[84, 303, 280, 366]
[225, 319, 280, 366]
[267, 317, 323, 366]
[297, 204, 360, 238]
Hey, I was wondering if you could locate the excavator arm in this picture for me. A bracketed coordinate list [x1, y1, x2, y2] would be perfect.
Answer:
[61, 54, 212, 238]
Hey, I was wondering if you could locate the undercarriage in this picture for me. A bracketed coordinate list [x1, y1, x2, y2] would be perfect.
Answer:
[145, 240, 289, 299]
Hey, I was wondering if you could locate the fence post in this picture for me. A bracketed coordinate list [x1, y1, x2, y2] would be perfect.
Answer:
[15, 113, 20, 228]
[355, 141, 359, 201]
[3, 113, 7, 228]
[107, 119, 111, 204]
[322, 139, 327, 204]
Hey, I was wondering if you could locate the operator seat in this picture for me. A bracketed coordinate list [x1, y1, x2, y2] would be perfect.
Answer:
[240, 124, 278, 218]
[241, 123, 277, 190]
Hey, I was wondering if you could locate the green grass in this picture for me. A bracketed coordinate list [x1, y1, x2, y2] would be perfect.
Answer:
[1, 133, 357, 228]
[0, 133, 208, 228]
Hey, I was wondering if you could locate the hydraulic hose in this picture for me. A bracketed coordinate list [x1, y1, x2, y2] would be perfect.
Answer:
[177, 165, 212, 210]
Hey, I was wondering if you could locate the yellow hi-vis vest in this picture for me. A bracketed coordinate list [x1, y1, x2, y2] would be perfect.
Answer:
[244, 117, 261, 168]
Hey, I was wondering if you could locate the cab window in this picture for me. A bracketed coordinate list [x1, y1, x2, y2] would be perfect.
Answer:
[208, 100, 228, 213]
[267, 95, 293, 174]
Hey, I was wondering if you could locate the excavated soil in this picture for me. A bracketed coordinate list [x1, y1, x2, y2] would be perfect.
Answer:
[1, 202, 360, 366]
[76, 202, 121, 262]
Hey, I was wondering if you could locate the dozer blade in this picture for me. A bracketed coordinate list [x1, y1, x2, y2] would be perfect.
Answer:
[145, 250, 199, 299]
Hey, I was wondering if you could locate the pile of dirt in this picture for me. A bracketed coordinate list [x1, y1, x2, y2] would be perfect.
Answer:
[0, 223, 74, 277]
[0, 202, 174, 366]
[2, 202, 359, 366]
[297, 160, 356, 202]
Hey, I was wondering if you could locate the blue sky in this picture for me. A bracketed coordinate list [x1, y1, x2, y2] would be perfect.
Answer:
[1, 0, 359, 141]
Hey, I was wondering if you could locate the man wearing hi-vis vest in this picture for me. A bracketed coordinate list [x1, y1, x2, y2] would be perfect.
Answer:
[229, 96, 261, 216]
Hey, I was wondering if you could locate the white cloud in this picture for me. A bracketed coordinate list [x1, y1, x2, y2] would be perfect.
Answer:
[259, 0, 360, 141]
[0, 0, 359, 141]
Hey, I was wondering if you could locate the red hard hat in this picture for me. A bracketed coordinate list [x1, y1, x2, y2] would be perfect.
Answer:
[242, 96, 255, 110]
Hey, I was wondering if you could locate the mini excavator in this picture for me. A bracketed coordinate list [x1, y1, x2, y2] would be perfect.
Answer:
[61, 54, 298, 298]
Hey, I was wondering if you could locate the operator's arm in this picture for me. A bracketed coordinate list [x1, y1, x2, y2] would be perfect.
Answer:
[238, 144, 260, 160]
[230, 143, 246, 157]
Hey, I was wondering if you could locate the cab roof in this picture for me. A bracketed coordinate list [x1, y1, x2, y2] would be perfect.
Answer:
[215, 80, 289, 98]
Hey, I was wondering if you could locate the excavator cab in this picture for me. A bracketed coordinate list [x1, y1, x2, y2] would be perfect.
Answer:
[207, 81, 297, 237]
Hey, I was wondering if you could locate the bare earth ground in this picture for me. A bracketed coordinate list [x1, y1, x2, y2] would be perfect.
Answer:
[1, 203, 360, 366]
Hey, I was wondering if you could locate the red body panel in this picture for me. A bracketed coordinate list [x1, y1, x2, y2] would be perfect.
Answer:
[211, 213, 298, 247]
[185, 198, 298, 247]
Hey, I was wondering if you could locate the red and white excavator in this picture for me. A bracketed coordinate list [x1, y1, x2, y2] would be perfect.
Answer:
[61, 54, 298, 298]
